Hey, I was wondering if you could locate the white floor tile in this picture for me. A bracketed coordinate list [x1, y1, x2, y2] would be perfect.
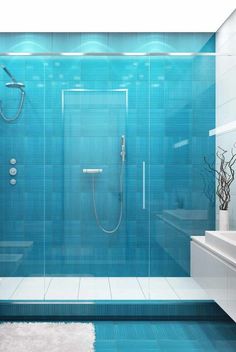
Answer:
[166, 277, 204, 290]
[176, 289, 210, 300]
[45, 277, 80, 300]
[166, 277, 210, 300]
[11, 277, 51, 300]
[0, 277, 23, 300]
[79, 277, 111, 300]
[109, 277, 145, 300]
[138, 277, 179, 300]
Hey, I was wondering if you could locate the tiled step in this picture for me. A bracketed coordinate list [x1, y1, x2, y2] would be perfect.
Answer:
[0, 301, 229, 321]
[0, 277, 210, 301]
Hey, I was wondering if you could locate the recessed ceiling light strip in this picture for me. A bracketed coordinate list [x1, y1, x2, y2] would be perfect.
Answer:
[0, 52, 232, 57]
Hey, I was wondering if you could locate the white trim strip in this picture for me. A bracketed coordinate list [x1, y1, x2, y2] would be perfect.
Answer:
[142, 161, 146, 210]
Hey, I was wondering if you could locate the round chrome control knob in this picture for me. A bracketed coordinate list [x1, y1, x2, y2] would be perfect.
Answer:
[9, 179, 16, 185]
[9, 167, 17, 176]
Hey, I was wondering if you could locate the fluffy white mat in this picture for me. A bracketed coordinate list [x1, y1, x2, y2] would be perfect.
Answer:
[0, 322, 95, 352]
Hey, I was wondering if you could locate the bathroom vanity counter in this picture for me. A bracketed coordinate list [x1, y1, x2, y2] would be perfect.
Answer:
[191, 233, 236, 322]
[191, 234, 236, 268]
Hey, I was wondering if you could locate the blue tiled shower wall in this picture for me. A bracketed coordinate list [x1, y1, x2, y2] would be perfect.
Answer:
[0, 33, 215, 277]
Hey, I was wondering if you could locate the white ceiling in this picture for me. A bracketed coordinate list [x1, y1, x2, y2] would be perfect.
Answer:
[1, 0, 235, 32]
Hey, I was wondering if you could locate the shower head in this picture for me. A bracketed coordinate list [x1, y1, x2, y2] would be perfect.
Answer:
[0, 64, 26, 122]
[1, 65, 25, 91]
[5, 82, 25, 89]
[1, 65, 17, 83]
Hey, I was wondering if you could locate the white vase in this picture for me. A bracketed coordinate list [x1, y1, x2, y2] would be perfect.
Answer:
[219, 210, 229, 231]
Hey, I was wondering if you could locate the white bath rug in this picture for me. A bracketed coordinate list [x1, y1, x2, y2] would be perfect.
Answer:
[0, 322, 95, 352]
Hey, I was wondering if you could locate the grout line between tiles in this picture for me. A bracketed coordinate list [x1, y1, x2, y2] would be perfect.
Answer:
[165, 278, 182, 300]
[9, 277, 25, 300]
[136, 277, 148, 300]
[108, 277, 113, 300]
[43, 277, 53, 299]
[77, 277, 81, 300]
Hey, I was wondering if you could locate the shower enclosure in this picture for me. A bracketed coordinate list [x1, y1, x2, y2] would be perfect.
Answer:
[0, 48, 216, 301]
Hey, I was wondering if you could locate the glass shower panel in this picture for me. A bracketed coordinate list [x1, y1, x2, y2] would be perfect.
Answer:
[215, 54, 236, 230]
[0, 57, 46, 299]
[63, 89, 127, 275]
[149, 55, 215, 276]
[44, 56, 150, 299]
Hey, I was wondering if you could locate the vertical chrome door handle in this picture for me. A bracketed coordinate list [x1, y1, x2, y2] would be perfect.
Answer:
[142, 161, 146, 210]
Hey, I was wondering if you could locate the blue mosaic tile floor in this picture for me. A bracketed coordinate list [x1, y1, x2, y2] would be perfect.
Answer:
[94, 321, 236, 351]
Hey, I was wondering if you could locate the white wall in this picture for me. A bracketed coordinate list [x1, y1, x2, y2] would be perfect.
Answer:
[216, 10, 236, 229]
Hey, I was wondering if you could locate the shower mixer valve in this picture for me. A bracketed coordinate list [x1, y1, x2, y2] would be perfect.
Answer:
[8, 158, 17, 185]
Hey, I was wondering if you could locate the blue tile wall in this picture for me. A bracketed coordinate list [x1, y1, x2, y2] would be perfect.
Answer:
[0, 33, 215, 277]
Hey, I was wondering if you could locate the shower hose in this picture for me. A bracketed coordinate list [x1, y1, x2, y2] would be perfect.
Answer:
[92, 160, 125, 234]
[0, 90, 25, 123]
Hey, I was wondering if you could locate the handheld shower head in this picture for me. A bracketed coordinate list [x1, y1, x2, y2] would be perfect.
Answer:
[1, 64, 25, 90]
[1, 65, 17, 83]
[0, 64, 26, 122]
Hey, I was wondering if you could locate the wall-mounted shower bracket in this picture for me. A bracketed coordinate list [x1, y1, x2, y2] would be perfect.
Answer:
[121, 135, 126, 161]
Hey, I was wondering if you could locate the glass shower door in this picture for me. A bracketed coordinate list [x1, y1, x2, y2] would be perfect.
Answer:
[44, 55, 150, 300]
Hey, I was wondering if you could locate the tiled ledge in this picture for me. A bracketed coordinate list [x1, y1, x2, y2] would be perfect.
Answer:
[0, 277, 210, 301]
[0, 276, 230, 321]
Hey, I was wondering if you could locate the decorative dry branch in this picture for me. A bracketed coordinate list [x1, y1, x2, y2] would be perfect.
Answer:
[204, 144, 236, 210]
[201, 169, 215, 205]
